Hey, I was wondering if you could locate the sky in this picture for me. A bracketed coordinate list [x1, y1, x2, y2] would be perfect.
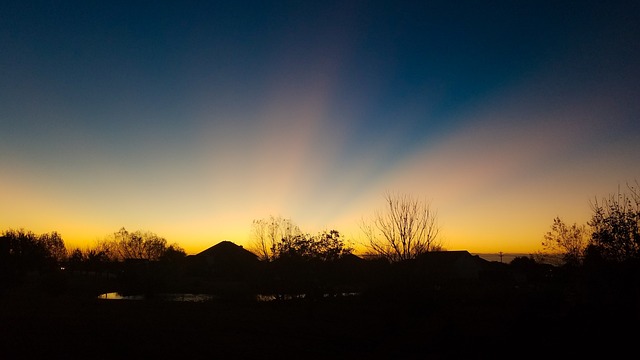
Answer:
[1, 0, 639, 255]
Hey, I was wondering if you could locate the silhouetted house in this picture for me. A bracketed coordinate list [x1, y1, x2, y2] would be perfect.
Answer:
[339, 253, 365, 264]
[415, 250, 489, 281]
[330, 253, 368, 291]
[189, 241, 259, 281]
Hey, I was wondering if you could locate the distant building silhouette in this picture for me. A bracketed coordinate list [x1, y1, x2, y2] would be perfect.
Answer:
[415, 250, 489, 281]
[195, 240, 258, 262]
[188, 241, 259, 281]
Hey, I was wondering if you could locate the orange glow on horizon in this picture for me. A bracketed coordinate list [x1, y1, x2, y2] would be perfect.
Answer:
[2, 37, 637, 258]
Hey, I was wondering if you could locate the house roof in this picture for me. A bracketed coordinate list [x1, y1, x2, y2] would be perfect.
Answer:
[195, 240, 258, 261]
[415, 250, 489, 267]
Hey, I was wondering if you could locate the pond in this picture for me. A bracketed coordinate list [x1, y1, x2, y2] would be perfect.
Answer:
[98, 292, 218, 302]
[98, 292, 360, 302]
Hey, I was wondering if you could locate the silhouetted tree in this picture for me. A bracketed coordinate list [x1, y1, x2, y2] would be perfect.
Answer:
[588, 181, 640, 263]
[0, 229, 69, 294]
[85, 248, 111, 269]
[509, 255, 557, 285]
[0, 228, 67, 272]
[541, 217, 589, 266]
[160, 244, 187, 262]
[65, 246, 112, 273]
[260, 229, 353, 299]
[360, 192, 442, 262]
[313, 230, 353, 261]
[106, 227, 169, 261]
[39, 231, 67, 264]
[249, 216, 301, 261]
[275, 230, 352, 261]
[67, 248, 84, 271]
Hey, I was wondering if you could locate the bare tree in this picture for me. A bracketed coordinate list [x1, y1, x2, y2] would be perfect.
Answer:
[249, 216, 301, 261]
[360, 192, 441, 262]
[541, 217, 589, 266]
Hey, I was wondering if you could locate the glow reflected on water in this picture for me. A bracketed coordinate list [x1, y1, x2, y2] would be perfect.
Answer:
[98, 292, 360, 302]
[98, 292, 218, 302]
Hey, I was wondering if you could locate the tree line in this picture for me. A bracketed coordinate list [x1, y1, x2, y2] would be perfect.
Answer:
[250, 191, 442, 263]
[0, 227, 186, 282]
[2, 182, 639, 298]
[540, 180, 640, 267]
[3, 181, 640, 268]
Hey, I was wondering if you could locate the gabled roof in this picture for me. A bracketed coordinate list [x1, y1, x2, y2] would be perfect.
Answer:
[414, 250, 489, 280]
[195, 240, 258, 261]
[338, 253, 365, 263]
[417, 250, 484, 261]
[415, 250, 489, 269]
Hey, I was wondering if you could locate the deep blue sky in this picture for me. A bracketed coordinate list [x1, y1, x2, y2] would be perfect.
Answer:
[2, 1, 639, 254]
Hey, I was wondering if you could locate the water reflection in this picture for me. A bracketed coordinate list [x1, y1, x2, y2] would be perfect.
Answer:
[98, 292, 143, 300]
[257, 293, 360, 301]
[98, 292, 360, 302]
[98, 292, 218, 302]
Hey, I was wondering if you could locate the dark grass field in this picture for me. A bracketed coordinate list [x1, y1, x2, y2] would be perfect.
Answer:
[2, 269, 638, 360]
[0, 292, 535, 359]
[3, 290, 631, 359]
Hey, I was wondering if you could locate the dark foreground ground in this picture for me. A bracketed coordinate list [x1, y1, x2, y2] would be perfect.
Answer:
[1, 287, 636, 359]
